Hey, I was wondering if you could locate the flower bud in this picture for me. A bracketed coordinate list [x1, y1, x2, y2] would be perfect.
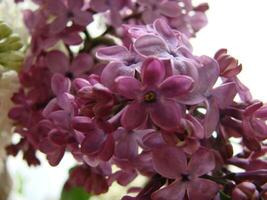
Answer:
[0, 22, 12, 39]
[232, 182, 259, 200]
[214, 49, 242, 78]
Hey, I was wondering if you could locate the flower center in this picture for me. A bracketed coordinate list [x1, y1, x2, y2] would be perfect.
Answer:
[67, 11, 74, 18]
[143, 91, 157, 103]
[181, 173, 190, 182]
[65, 71, 74, 79]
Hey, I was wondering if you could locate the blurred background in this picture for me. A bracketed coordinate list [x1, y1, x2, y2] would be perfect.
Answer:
[1, 0, 267, 200]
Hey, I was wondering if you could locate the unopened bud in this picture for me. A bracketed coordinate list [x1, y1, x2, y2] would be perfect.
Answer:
[232, 182, 259, 200]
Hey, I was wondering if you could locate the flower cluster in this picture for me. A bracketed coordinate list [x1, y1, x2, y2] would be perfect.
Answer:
[0, 20, 21, 200]
[0, 21, 21, 172]
[6, 0, 267, 200]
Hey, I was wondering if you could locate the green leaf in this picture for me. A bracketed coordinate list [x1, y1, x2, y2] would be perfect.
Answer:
[60, 187, 91, 200]
[220, 191, 231, 200]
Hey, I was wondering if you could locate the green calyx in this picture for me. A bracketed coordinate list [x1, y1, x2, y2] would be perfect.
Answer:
[0, 21, 23, 71]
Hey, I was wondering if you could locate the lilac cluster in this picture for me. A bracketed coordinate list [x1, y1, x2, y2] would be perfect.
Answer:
[7, 0, 267, 200]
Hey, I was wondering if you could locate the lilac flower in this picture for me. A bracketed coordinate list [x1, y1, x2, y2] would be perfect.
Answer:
[66, 163, 111, 195]
[143, 114, 204, 154]
[90, 0, 132, 27]
[96, 45, 143, 88]
[214, 49, 252, 103]
[72, 117, 115, 167]
[47, 0, 92, 33]
[73, 75, 116, 118]
[232, 182, 259, 200]
[38, 74, 78, 165]
[114, 58, 194, 130]
[152, 147, 219, 200]
[37, 119, 77, 166]
[137, 0, 183, 24]
[113, 127, 154, 170]
[242, 102, 267, 151]
[133, 19, 200, 82]
[136, 0, 208, 37]
[45, 51, 93, 79]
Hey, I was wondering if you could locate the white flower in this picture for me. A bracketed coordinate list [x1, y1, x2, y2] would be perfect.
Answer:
[0, 67, 19, 172]
[0, 0, 33, 44]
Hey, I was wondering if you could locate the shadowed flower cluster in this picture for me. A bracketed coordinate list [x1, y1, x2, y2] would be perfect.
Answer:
[6, 0, 267, 200]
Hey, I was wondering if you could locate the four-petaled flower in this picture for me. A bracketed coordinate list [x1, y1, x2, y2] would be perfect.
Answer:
[47, 0, 92, 33]
[152, 147, 219, 200]
[114, 58, 194, 130]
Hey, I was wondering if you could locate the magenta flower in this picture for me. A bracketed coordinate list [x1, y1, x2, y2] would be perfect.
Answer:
[45, 50, 93, 79]
[137, 0, 182, 24]
[66, 163, 111, 195]
[72, 117, 115, 167]
[47, 0, 92, 33]
[133, 19, 193, 59]
[90, 0, 132, 27]
[114, 58, 194, 130]
[96, 45, 143, 88]
[152, 147, 219, 200]
[133, 19, 200, 83]
[73, 75, 116, 118]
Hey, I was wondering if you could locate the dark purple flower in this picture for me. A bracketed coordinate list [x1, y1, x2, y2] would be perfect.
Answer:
[137, 0, 183, 23]
[152, 147, 219, 200]
[45, 51, 93, 79]
[66, 163, 111, 195]
[114, 58, 194, 130]
[72, 117, 115, 167]
[73, 75, 116, 118]
[47, 0, 92, 33]
[96, 45, 143, 88]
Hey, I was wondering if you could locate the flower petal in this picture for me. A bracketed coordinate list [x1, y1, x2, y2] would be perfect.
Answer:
[51, 73, 71, 95]
[160, 75, 194, 98]
[141, 58, 165, 86]
[42, 98, 58, 118]
[152, 146, 187, 179]
[152, 180, 186, 200]
[212, 82, 237, 109]
[70, 53, 93, 75]
[153, 18, 178, 48]
[190, 12, 208, 32]
[121, 102, 147, 130]
[159, 2, 182, 17]
[73, 11, 92, 26]
[204, 98, 220, 138]
[81, 131, 106, 155]
[68, 0, 83, 10]
[72, 116, 94, 133]
[188, 178, 219, 200]
[50, 15, 68, 34]
[101, 62, 135, 88]
[197, 56, 220, 94]
[134, 35, 169, 58]
[57, 93, 75, 112]
[115, 132, 138, 160]
[46, 51, 69, 74]
[142, 131, 166, 149]
[98, 134, 114, 161]
[47, 0, 66, 14]
[96, 46, 130, 61]
[47, 148, 65, 166]
[114, 76, 141, 99]
[188, 148, 215, 177]
[150, 101, 181, 131]
[49, 110, 71, 129]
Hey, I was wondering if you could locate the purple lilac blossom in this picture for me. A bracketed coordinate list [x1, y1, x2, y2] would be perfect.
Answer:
[7, 0, 267, 199]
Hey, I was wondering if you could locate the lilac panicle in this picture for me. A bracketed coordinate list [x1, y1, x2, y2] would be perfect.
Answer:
[7, 0, 267, 199]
